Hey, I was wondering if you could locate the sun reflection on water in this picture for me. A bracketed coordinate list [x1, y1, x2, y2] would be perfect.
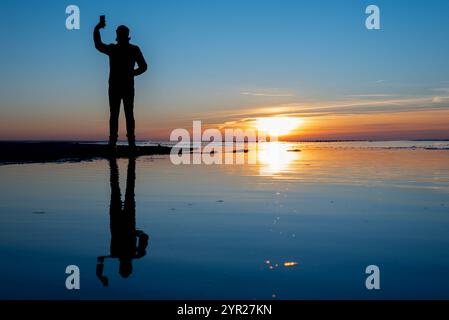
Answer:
[257, 142, 301, 176]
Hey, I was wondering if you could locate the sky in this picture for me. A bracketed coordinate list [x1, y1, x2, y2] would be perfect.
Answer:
[0, 0, 449, 141]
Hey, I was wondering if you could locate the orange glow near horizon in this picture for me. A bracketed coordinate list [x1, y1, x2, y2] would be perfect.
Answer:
[1, 108, 449, 141]
[284, 109, 449, 141]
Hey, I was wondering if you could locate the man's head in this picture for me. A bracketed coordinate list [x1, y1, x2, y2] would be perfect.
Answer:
[119, 258, 133, 278]
[116, 25, 130, 44]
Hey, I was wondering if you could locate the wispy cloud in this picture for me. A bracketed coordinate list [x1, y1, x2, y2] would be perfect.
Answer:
[432, 96, 449, 103]
[194, 94, 449, 125]
[240, 89, 295, 97]
[432, 88, 449, 92]
[345, 94, 397, 98]
[431, 88, 449, 103]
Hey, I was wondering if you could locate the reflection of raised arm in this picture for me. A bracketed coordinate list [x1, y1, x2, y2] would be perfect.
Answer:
[135, 231, 149, 259]
[134, 48, 148, 76]
[94, 22, 109, 55]
[96, 256, 110, 287]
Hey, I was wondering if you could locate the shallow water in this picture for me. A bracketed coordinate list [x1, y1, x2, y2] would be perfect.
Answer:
[1, 141, 449, 299]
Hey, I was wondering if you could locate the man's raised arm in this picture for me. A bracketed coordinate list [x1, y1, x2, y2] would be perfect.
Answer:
[93, 22, 109, 55]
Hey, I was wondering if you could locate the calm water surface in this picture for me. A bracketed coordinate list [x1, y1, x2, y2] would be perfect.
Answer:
[1, 141, 449, 299]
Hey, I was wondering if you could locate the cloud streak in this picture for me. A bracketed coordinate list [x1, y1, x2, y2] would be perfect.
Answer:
[194, 94, 449, 125]
[240, 89, 295, 97]
[345, 94, 398, 98]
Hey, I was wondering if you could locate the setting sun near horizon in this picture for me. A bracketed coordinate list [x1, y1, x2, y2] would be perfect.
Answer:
[255, 117, 304, 138]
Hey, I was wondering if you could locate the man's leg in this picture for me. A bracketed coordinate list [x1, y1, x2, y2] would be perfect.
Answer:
[123, 88, 136, 147]
[108, 87, 121, 146]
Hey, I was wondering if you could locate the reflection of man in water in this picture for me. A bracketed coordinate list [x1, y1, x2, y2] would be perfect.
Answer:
[96, 157, 149, 286]
[94, 18, 148, 148]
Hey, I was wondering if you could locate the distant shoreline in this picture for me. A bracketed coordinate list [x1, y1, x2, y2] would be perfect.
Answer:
[1, 139, 448, 143]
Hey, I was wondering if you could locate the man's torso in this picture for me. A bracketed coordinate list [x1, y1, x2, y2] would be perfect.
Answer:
[107, 43, 140, 88]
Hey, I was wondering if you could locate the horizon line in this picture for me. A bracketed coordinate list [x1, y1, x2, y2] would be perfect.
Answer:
[1, 138, 449, 143]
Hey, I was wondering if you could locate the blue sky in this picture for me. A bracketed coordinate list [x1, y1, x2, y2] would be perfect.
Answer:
[0, 0, 449, 140]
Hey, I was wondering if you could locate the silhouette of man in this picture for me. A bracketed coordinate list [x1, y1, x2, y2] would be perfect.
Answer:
[96, 157, 149, 286]
[94, 18, 148, 148]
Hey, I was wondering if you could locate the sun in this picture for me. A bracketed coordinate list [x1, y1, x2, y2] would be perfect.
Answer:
[256, 117, 303, 137]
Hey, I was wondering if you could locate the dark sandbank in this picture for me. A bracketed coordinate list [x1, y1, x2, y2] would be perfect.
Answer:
[0, 141, 173, 165]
